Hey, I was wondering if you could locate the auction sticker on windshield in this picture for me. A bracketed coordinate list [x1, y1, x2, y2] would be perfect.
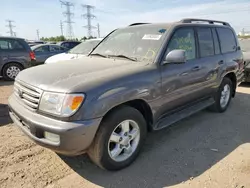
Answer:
[142, 34, 162, 40]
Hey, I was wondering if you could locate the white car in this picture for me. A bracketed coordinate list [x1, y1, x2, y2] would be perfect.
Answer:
[45, 38, 103, 64]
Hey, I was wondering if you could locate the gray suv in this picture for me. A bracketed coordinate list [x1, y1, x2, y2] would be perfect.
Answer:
[0, 37, 35, 81]
[8, 19, 245, 170]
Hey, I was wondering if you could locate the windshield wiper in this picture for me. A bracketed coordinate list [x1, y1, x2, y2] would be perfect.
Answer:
[89, 53, 107, 58]
[107, 54, 137, 62]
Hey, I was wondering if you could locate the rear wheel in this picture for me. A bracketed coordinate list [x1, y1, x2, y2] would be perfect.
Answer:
[2, 63, 23, 81]
[88, 106, 147, 171]
[209, 77, 232, 112]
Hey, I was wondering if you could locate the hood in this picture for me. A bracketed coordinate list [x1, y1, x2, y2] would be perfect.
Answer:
[17, 57, 148, 93]
[45, 53, 86, 64]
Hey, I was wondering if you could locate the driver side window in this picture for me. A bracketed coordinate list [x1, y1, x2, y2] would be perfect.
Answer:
[166, 28, 196, 60]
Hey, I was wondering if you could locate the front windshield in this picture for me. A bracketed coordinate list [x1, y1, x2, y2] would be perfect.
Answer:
[68, 40, 101, 54]
[239, 40, 250, 52]
[91, 25, 168, 62]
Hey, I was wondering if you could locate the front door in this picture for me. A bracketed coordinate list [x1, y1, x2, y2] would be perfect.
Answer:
[157, 27, 202, 119]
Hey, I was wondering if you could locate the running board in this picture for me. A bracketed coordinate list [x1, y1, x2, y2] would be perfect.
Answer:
[154, 98, 215, 130]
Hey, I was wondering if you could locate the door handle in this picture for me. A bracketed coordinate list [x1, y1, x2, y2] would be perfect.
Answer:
[191, 66, 201, 71]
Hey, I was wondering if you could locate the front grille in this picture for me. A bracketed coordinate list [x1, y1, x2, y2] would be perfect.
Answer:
[14, 81, 43, 110]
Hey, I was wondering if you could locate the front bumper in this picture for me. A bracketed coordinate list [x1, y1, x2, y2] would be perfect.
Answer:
[8, 94, 101, 156]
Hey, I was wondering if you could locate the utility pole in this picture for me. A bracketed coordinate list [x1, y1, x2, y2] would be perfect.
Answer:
[6, 20, 15, 37]
[36, 29, 40, 40]
[60, 0, 74, 39]
[82, 4, 96, 38]
[97, 23, 100, 38]
[60, 20, 64, 36]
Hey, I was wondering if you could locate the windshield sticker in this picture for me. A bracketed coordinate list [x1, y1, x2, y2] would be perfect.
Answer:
[158, 29, 166, 33]
[142, 34, 162, 40]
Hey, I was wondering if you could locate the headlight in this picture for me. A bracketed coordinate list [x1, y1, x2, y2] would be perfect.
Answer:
[39, 92, 85, 117]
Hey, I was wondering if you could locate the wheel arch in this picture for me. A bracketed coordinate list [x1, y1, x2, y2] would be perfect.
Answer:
[1, 62, 24, 76]
[224, 72, 237, 97]
[101, 99, 154, 132]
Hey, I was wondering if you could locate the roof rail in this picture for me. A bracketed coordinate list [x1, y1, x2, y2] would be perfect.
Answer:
[180, 18, 230, 26]
[129, 23, 150, 26]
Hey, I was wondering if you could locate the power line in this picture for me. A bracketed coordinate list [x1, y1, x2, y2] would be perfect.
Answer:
[97, 23, 100, 38]
[60, 0, 74, 39]
[82, 4, 96, 37]
[36, 29, 40, 40]
[6, 20, 15, 37]
[60, 20, 64, 36]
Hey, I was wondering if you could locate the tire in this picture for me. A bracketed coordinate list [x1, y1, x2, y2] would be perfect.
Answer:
[88, 105, 147, 171]
[2, 63, 23, 81]
[209, 77, 233, 113]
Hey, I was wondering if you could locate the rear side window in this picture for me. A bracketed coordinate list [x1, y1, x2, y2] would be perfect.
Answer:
[197, 27, 214, 57]
[217, 28, 236, 53]
[166, 28, 196, 60]
[212, 28, 220, 55]
[50, 45, 61, 52]
[0, 39, 25, 50]
[34, 46, 49, 52]
[61, 42, 70, 49]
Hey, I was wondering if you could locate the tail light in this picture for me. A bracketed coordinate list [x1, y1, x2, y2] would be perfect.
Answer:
[29, 51, 36, 60]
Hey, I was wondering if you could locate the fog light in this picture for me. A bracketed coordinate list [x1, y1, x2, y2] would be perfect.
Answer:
[44, 131, 60, 143]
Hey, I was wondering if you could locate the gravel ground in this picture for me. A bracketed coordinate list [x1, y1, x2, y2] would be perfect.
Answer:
[1, 80, 250, 188]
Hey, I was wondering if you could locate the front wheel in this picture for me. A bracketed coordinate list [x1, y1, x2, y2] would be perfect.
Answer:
[209, 77, 232, 112]
[88, 106, 147, 171]
[2, 63, 23, 81]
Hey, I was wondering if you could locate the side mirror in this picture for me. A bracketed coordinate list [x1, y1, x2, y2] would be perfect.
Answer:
[163, 49, 186, 64]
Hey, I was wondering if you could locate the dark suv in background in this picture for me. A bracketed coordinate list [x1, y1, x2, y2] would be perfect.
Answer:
[57, 41, 81, 50]
[0, 37, 35, 81]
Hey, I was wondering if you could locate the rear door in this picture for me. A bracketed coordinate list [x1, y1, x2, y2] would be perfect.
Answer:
[194, 26, 224, 96]
[216, 27, 244, 83]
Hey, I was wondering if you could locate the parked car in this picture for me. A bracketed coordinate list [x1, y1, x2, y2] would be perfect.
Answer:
[8, 18, 244, 171]
[57, 41, 81, 50]
[31, 44, 68, 65]
[0, 36, 36, 81]
[239, 39, 250, 82]
[45, 38, 103, 64]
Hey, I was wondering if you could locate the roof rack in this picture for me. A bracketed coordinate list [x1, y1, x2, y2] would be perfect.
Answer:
[180, 18, 230, 26]
[129, 23, 150, 26]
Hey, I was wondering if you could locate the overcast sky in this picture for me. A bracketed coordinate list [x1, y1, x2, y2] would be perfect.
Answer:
[1, 0, 250, 40]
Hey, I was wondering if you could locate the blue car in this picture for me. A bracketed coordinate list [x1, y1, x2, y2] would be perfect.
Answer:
[31, 44, 68, 65]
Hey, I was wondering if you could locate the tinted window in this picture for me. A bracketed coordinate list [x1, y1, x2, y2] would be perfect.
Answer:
[0, 39, 25, 50]
[197, 28, 214, 57]
[0, 40, 10, 50]
[68, 40, 101, 55]
[217, 28, 236, 53]
[34, 46, 49, 52]
[212, 28, 220, 55]
[50, 45, 61, 52]
[70, 42, 80, 48]
[167, 28, 196, 60]
[62, 42, 70, 48]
